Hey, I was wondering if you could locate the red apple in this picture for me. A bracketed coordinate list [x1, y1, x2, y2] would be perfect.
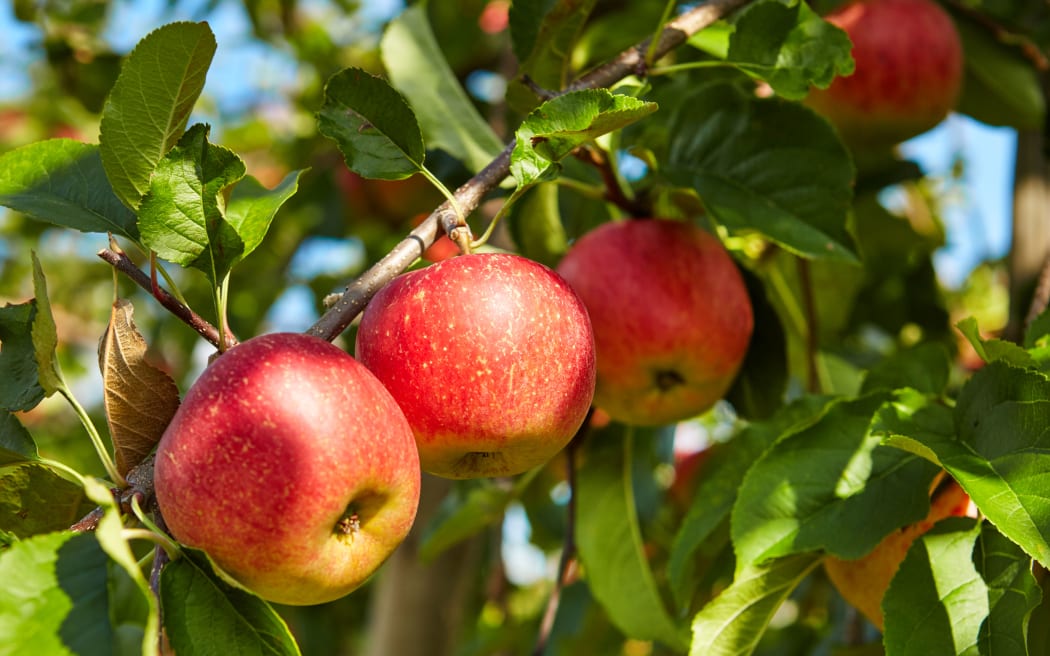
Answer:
[824, 478, 973, 629]
[154, 333, 421, 605]
[669, 447, 715, 512]
[805, 0, 963, 149]
[355, 253, 596, 479]
[555, 219, 753, 426]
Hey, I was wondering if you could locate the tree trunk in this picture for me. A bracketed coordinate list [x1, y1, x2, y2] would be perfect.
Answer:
[1005, 125, 1050, 342]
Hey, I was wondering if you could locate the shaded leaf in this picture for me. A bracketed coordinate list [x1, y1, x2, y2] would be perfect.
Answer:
[507, 0, 598, 110]
[381, 6, 503, 173]
[138, 123, 246, 284]
[161, 548, 301, 656]
[0, 302, 45, 412]
[508, 182, 568, 267]
[0, 531, 113, 656]
[99, 299, 181, 477]
[317, 67, 425, 180]
[0, 412, 39, 466]
[882, 517, 988, 655]
[689, 553, 821, 656]
[0, 140, 139, 240]
[100, 21, 216, 210]
[731, 393, 940, 569]
[30, 252, 62, 397]
[0, 463, 91, 538]
[576, 427, 687, 650]
[724, 0, 854, 99]
[975, 522, 1042, 655]
[861, 342, 952, 396]
[666, 83, 856, 262]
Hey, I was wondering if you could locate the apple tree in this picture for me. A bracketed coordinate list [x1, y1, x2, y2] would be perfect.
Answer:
[2, 0, 1050, 654]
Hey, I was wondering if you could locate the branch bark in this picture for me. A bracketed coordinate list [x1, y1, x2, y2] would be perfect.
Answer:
[307, 0, 751, 343]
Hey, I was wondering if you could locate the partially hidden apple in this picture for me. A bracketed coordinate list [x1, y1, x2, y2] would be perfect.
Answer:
[555, 219, 753, 426]
[805, 0, 963, 150]
[824, 478, 972, 629]
[154, 332, 421, 606]
[355, 253, 596, 479]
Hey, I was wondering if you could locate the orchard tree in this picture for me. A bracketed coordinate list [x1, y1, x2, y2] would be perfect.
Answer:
[2, 0, 1050, 654]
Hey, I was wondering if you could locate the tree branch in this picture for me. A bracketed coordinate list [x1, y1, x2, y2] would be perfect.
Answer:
[306, 0, 751, 343]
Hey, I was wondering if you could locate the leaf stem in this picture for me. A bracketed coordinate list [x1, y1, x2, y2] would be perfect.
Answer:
[215, 274, 232, 353]
[797, 257, 821, 394]
[121, 527, 181, 559]
[645, 0, 680, 66]
[471, 185, 527, 250]
[58, 382, 126, 486]
[419, 167, 474, 254]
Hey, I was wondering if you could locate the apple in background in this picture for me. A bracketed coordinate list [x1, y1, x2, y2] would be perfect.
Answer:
[355, 253, 596, 479]
[556, 219, 753, 426]
[154, 333, 421, 606]
[668, 447, 715, 512]
[805, 0, 963, 150]
[824, 478, 973, 629]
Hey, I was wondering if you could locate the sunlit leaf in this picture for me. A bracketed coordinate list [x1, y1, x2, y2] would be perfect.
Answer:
[30, 252, 61, 397]
[100, 21, 216, 210]
[99, 299, 181, 477]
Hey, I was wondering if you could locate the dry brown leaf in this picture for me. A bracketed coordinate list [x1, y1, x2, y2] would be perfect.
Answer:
[99, 298, 180, 476]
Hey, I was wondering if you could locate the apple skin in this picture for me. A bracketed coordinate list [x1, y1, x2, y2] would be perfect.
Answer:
[355, 253, 596, 479]
[555, 219, 753, 426]
[824, 478, 972, 629]
[805, 0, 963, 149]
[154, 333, 421, 606]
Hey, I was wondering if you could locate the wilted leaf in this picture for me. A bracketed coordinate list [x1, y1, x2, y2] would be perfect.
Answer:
[0, 140, 139, 240]
[100, 21, 216, 210]
[30, 252, 62, 397]
[317, 67, 426, 181]
[161, 549, 301, 656]
[99, 299, 180, 477]
[381, 6, 503, 173]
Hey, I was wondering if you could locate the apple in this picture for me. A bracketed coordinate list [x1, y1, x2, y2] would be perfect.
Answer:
[355, 253, 596, 479]
[154, 332, 421, 606]
[668, 447, 715, 512]
[555, 219, 753, 426]
[805, 0, 963, 149]
[823, 478, 972, 629]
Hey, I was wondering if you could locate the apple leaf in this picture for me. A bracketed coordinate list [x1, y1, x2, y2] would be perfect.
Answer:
[861, 342, 952, 396]
[30, 252, 62, 397]
[161, 549, 302, 656]
[0, 463, 92, 538]
[317, 67, 425, 181]
[507, 0, 598, 111]
[666, 83, 857, 263]
[721, 0, 854, 99]
[0, 301, 46, 412]
[225, 169, 306, 265]
[381, 6, 504, 174]
[668, 394, 833, 609]
[956, 316, 1034, 369]
[99, 21, 216, 210]
[975, 521, 1043, 654]
[508, 183, 568, 267]
[0, 531, 115, 655]
[731, 393, 940, 570]
[99, 299, 181, 477]
[0, 139, 139, 240]
[882, 517, 989, 655]
[0, 412, 39, 466]
[138, 123, 247, 284]
[689, 553, 821, 656]
[576, 426, 687, 650]
[511, 89, 657, 188]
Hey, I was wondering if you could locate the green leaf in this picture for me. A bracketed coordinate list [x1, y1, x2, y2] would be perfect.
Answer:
[689, 553, 821, 656]
[30, 253, 62, 397]
[508, 182, 568, 267]
[0, 531, 113, 656]
[975, 522, 1042, 655]
[138, 123, 247, 283]
[882, 517, 988, 656]
[511, 89, 657, 188]
[317, 67, 425, 181]
[731, 394, 940, 568]
[723, 0, 854, 99]
[161, 549, 302, 656]
[1024, 305, 1050, 350]
[0, 301, 45, 412]
[0, 140, 139, 240]
[0, 412, 38, 466]
[669, 395, 833, 608]
[666, 83, 857, 263]
[861, 343, 952, 396]
[956, 316, 1034, 369]
[100, 21, 216, 210]
[507, 0, 598, 109]
[381, 6, 503, 173]
[0, 464, 90, 538]
[576, 427, 687, 650]
[225, 170, 305, 264]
